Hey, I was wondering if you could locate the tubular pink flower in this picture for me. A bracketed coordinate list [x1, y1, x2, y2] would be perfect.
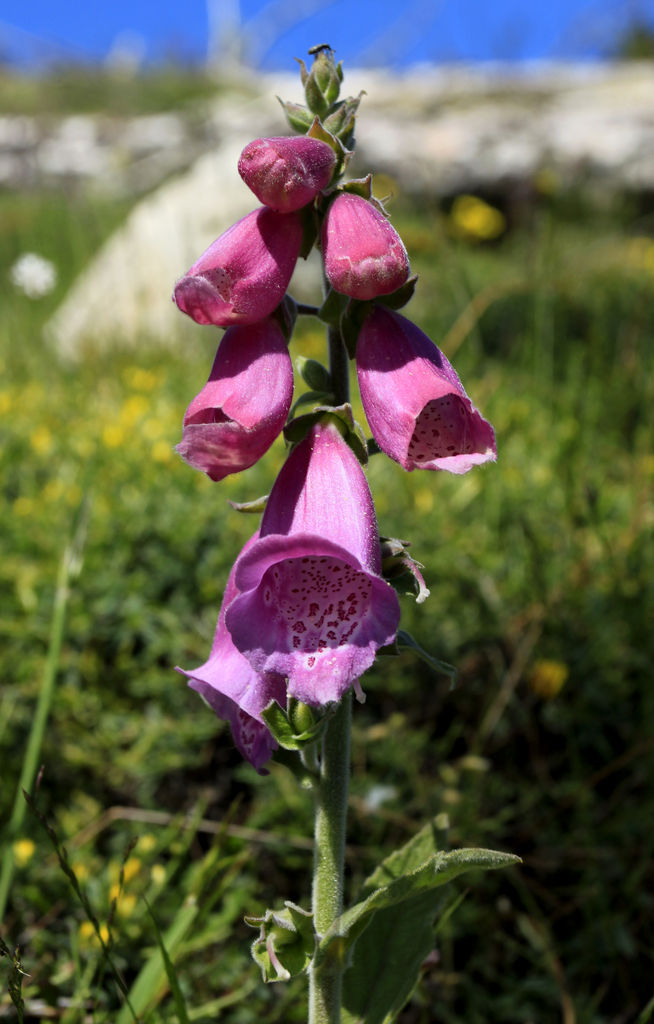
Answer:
[173, 207, 303, 327]
[176, 319, 293, 482]
[177, 533, 285, 772]
[225, 422, 400, 707]
[321, 193, 410, 300]
[357, 307, 497, 474]
[238, 136, 336, 213]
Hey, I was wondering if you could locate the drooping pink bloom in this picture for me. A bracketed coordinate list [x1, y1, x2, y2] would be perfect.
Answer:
[357, 307, 497, 474]
[225, 421, 400, 707]
[178, 534, 285, 772]
[238, 136, 336, 213]
[173, 207, 303, 327]
[176, 319, 293, 482]
[321, 193, 409, 300]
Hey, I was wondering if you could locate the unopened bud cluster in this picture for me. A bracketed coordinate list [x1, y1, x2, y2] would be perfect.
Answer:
[172, 48, 497, 770]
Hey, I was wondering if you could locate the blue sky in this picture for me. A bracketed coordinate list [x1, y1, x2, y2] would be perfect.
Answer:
[1, 0, 653, 69]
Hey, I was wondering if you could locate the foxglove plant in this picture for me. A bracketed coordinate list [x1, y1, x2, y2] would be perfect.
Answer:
[172, 45, 517, 1024]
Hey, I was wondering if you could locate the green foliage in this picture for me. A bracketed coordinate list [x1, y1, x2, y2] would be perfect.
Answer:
[329, 822, 519, 1024]
[0, 65, 231, 116]
[1, 124, 654, 1022]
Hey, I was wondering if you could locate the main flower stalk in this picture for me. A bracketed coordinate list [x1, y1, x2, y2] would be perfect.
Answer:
[308, 317, 352, 1024]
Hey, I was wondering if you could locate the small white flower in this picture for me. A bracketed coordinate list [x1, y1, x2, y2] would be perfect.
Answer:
[363, 784, 397, 811]
[10, 253, 57, 299]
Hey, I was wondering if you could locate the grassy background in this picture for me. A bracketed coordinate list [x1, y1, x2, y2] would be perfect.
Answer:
[1, 67, 653, 1024]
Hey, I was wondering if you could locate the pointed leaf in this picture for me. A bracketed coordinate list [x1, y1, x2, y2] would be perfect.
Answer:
[333, 837, 520, 1024]
[317, 845, 519, 968]
[396, 629, 457, 680]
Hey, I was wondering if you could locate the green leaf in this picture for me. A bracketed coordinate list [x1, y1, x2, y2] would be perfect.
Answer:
[314, 820, 519, 1024]
[142, 897, 190, 1024]
[117, 897, 198, 1024]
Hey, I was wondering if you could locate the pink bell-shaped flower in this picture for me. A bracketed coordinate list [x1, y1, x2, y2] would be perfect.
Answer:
[173, 207, 303, 327]
[176, 319, 294, 482]
[238, 136, 336, 213]
[178, 534, 285, 772]
[225, 421, 400, 707]
[357, 307, 497, 474]
[321, 193, 410, 300]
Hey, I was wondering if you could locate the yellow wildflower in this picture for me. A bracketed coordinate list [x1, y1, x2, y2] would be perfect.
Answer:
[528, 659, 569, 699]
[30, 426, 53, 455]
[152, 440, 173, 463]
[102, 424, 126, 448]
[151, 864, 166, 886]
[13, 838, 36, 866]
[450, 194, 506, 241]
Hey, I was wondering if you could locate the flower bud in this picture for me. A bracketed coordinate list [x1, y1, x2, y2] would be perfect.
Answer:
[238, 136, 336, 213]
[176, 318, 294, 482]
[297, 45, 342, 118]
[321, 193, 410, 300]
[173, 207, 303, 327]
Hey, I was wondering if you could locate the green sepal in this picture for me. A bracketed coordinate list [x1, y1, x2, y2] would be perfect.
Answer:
[307, 116, 346, 156]
[227, 494, 268, 515]
[323, 92, 364, 146]
[380, 536, 431, 604]
[299, 204, 319, 259]
[246, 901, 315, 983]
[375, 274, 419, 311]
[289, 389, 335, 419]
[307, 46, 342, 108]
[366, 437, 383, 456]
[340, 298, 373, 359]
[271, 294, 298, 340]
[296, 58, 309, 87]
[332, 824, 519, 1024]
[339, 175, 391, 217]
[317, 287, 350, 327]
[277, 97, 314, 134]
[304, 73, 330, 119]
[395, 629, 457, 680]
[284, 405, 368, 467]
[296, 356, 332, 393]
[306, 115, 353, 176]
[262, 699, 330, 751]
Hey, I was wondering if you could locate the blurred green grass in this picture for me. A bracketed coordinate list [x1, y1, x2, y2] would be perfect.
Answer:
[1, 85, 654, 1022]
[0, 65, 231, 115]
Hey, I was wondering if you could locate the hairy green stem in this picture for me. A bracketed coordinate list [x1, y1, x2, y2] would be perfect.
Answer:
[309, 692, 352, 1024]
[308, 321, 352, 1024]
